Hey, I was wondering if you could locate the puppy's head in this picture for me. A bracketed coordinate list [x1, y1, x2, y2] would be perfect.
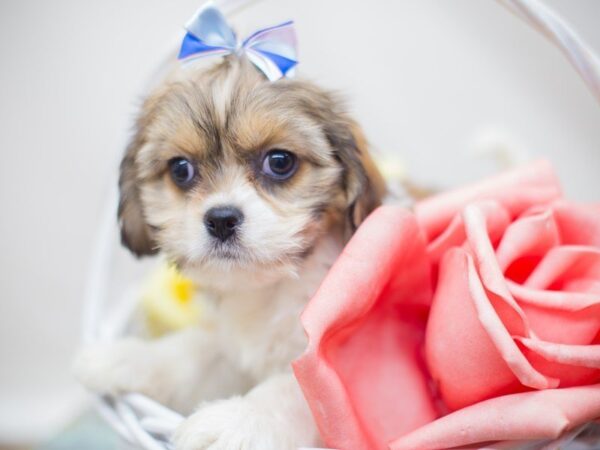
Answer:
[119, 57, 385, 289]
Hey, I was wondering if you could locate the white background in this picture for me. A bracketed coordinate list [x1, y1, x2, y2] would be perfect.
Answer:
[1, 0, 599, 445]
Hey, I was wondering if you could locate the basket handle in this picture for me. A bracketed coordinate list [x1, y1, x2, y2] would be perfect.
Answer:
[498, 0, 600, 103]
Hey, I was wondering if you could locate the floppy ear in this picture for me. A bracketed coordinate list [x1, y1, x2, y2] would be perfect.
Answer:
[117, 129, 158, 257]
[323, 116, 387, 233]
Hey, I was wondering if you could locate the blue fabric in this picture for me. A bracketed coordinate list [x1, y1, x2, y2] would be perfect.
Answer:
[178, 32, 225, 60]
[254, 49, 297, 75]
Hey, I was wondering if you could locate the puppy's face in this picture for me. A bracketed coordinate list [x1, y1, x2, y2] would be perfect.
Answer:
[119, 57, 384, 290]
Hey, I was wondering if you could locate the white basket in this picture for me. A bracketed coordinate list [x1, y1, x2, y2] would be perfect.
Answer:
[82, 1, 600, 449]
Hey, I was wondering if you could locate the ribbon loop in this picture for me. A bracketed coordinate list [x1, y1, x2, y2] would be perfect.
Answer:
[178, 2, 298, 81]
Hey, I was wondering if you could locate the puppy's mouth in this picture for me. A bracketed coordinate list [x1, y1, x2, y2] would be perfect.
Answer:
[207, 240, 244, 260]
[200, 237, 302, 269]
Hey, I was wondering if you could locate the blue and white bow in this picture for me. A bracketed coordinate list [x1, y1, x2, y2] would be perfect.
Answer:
[178, 2, 298, 81]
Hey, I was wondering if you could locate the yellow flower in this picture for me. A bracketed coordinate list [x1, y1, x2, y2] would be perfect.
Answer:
[140, 264, 202, 336]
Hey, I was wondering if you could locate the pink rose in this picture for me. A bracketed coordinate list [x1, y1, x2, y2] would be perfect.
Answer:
[293, 161, 600, 450]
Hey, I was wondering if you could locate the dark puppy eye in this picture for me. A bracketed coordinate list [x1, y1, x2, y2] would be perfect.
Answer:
[169, 157, 196, 188]
[261, 150, 297, 180]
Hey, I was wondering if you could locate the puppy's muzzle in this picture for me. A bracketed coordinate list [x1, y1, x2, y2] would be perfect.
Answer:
[204, 206, 244, 242]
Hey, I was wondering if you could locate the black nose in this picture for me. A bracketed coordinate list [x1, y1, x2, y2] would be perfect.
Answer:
[204, 206, 244, 242]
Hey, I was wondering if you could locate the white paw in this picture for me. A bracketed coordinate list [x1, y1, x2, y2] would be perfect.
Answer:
[72, 338, 160, 398]
[173, 397, 295, 450]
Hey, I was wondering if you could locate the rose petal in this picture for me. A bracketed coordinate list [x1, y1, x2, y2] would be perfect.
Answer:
[426, 249, 522, 410]
[463, 247, 557, 391]
[521, 302, 600, 347]
[566, 279, 600, 295]
[389, 384, 600, 450]
[508, 281, 600, 345]
[495, 208, 560, 275]
[331, 306, 435, 446]
[553, 202, 600, 247]
[463, 204, 530, 337]
[415, 160, 561, 242]
[463, 206, 600, 367]
[427, 201, 510, 268]
[426, 248, 556, 411]
[517, 337, 600, 388]
[293, 206, 437, 450]
[525, 246, 600, 291]
[517, 338, 600, 369]
[508, 280, 600, 311]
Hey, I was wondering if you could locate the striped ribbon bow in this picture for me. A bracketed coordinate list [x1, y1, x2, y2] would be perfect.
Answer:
[178, 2, 298, 81]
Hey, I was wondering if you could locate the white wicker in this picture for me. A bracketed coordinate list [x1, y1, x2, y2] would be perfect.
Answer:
[82, 1, 600, 449]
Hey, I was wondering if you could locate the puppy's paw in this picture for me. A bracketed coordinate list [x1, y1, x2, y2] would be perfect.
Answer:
[173, 397, 295, 450]
[72, 338, 160, 398]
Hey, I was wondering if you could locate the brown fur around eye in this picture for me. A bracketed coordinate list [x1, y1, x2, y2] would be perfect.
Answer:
[261, 80, 386, 232]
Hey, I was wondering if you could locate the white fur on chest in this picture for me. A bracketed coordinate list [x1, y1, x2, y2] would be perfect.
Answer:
[205, 234, 343, 381]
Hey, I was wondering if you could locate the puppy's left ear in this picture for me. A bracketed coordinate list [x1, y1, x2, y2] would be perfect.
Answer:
[325, 117, 387, 232]
[118, 131, 158, 257]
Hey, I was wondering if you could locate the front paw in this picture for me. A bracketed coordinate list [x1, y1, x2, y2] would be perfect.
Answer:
[72, 338, 159, 398]
[173, 397, 295, 450]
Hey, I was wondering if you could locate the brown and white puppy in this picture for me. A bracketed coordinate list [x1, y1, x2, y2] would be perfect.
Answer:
[75, 55, 385, 450]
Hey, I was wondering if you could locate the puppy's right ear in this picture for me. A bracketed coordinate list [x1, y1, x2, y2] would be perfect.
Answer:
[118, 131, 157, 257]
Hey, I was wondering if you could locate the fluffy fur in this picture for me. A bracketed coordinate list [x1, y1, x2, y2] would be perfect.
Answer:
[74, 55, 386, 449]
